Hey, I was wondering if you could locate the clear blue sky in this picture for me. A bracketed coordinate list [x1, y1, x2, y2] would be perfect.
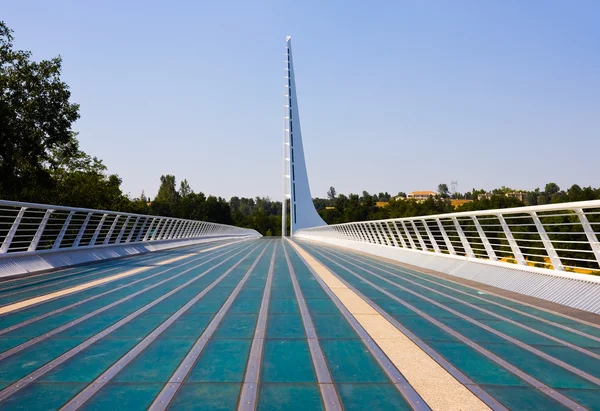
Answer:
[4, 1, 599, 200]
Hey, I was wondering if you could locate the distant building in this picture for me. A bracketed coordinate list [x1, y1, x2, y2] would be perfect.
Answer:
[407, 191, 436, 201]
[506, 192, 527, 202]
[477, 193, 493, 200]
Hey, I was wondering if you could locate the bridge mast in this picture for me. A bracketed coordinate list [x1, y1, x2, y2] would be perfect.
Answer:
[282, 37, 326, 237]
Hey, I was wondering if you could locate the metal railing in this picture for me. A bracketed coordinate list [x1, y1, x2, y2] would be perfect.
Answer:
[295, 200, 600, 275]
[0, 200, 261, 255]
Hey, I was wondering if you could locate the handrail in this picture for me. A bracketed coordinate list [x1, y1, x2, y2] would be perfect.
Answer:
[294, 200, 600, 275]
[0, 200, 261, 255]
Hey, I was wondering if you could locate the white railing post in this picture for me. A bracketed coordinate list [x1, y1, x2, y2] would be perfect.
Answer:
[157, 219, 170, 240]
[422, 219, 440, 253]
[370, 224, 383, 244]
[401, 221, 417, 249]
[103, 215, 120, 245]
[73, 212, 93, 247]
[53, 211, 75, 250]
[471, 216, 497, 261]
[115, 216, 131, 243]
[0, 207, 27, 253]
[146, 218, 160, 241]
[411, 221, 427, 251]
[436, 218, 456, 255]
[358, 225, 369, 242]
[90, 214, 108, 246]
[497, 214, 526, 265]
[28, 209, 53, 252]
[166, 220, 178, 239]
[379, 222, 392, 246]
[127, 217, 141, 243]
[452, 217, 474, 258]
[575, 209, 600, 268]
[530, 211, 564, 271]
[362, 223, 375, 243]
[392, 222, 408, 248]
[386, 222, 399, 247]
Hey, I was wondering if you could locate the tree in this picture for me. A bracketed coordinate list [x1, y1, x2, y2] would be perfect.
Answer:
[438, 183, 450, 198]
[156, 175, 178, 203]
[0, 21, 80, 201]
[179, 179, 192, 198]
[327, 186, 337, 200]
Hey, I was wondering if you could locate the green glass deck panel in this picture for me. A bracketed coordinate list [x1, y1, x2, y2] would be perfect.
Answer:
[304, 298, 341, 314]
[337, 383, 411, 411]
[104, 313, 171, 339]
[41, 338, 136, 382]
[229, 297, 262, 313]
[166, 383, 242, 410]
[268, 298, 300, 314]
[426, 340, 526, 386]
[257, 383, 324, 411]
[266, 314, 306, 338]
[390, 314, 459, 342]
[187, 339, 251, 382]
[261, 339, 317, 382]
[482, 385, 571, 410]
[311, 314, 358, 339]
[477, 318, 574, 346]
[0, 382, 86, 411]
[320, 339, 390, 383]
[114, 337, 195, 382]
[479, 342, 597, 389]
[531, 345, 600, 379]
[213, 313, 258, 339]
[555, 388, 600, 410]
[169, 383, 241, 411]
[0, 337, 85, 383]
[160, 312, 213, 339]
[81, 383, 165, 411]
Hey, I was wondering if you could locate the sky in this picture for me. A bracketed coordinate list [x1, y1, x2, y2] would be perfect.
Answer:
[3, 0, 599, 200]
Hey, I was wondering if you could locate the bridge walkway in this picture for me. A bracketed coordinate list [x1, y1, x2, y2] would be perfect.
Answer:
[0, 238, 598, 410]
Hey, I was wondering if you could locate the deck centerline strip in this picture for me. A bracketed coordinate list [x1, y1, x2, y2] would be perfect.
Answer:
[60, 243, 267, 411]
[313, 246, 600, 387]
[329, 244, 600, 340]
[238, 242, 277, 411]
[0, 241, 246, 337]
[148, 243, 270, 411]
[287, 240, 436, 411]
[282, 241, 343, 411]
[0, 239, 243, 316]
[319, 240, 600, 330]
[305, 244, 587, 411]
[0, 242, 249, 361]
[324, 247, 600, 359]
[0, 242, 257, 403]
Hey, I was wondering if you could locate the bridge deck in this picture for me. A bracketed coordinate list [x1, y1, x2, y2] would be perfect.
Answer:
[0, 238, 599, 410]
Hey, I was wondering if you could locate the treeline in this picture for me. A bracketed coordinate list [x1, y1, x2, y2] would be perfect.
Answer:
[315, 182, 600, 226]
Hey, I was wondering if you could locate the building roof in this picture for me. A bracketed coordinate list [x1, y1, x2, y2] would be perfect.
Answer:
[409, 191, 436, 195]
